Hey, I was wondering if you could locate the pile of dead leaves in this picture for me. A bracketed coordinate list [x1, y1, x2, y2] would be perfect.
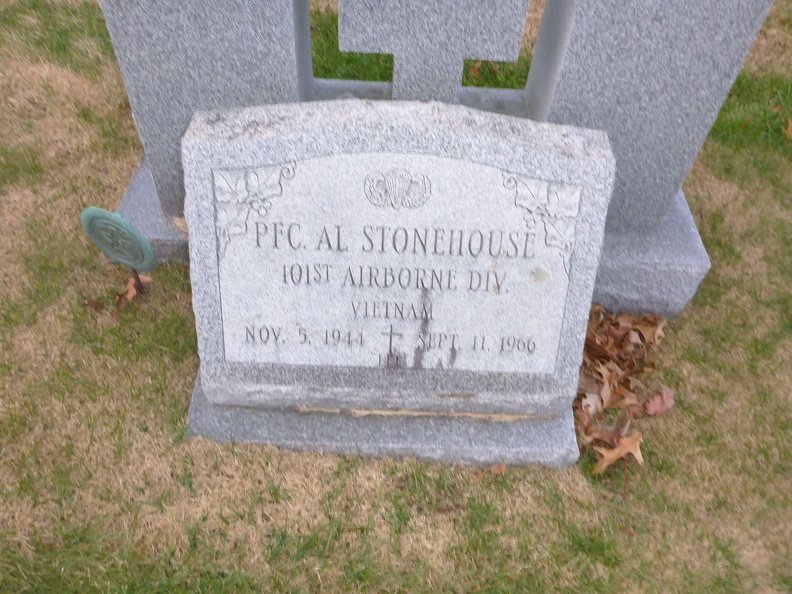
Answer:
[575, 305, 675, 478]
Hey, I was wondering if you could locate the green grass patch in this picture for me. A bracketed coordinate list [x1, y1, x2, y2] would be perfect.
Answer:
[0, 144, 43, 194]
[0, 0, 113, 75]
[75, 103, 137, 157]
[311, 10, 392, 82]
[70, 265, 196, 365]
[0, 528, 265, 593]
[707, 72, 792, 190]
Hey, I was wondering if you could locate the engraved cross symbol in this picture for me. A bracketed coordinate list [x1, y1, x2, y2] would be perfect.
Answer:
[381, 324, 403, 355]
[339, 0, 530, 103]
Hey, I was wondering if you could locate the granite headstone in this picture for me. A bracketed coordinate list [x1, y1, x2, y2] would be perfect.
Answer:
[183, 100, 615, 467]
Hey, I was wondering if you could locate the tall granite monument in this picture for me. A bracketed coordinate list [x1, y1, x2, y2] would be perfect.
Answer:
[100, 0, 774, 317]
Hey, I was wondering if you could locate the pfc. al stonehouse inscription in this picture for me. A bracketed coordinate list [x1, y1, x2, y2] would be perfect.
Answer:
[183, 101, 615, 467]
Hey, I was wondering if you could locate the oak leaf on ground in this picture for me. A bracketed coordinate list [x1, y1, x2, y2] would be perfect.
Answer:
[644, 385, 675, 416]
[114, 275, 153, 320]
[593, 432, 644, 475]
[472, 463, 507, 484]
[575, 306, 671, 482]
[83, 299, 105, 311]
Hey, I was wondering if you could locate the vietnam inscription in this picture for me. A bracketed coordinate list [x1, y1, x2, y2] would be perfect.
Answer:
[214, 153, 580, 374]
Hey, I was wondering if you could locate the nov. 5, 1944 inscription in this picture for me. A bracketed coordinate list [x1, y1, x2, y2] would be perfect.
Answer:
[213, 152, 581, 375]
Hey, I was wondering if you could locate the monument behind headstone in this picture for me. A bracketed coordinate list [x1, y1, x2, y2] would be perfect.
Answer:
[548, 0, 774, 316]
[339, 0, 530, 102]
[99, 0, 312, 258]
[100, 0, 773, 317]
[183, 100, 615, 466]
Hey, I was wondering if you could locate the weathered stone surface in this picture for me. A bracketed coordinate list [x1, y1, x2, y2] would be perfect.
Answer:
[100, 0, 311, 217]
[549, 0, 773, 246]
[593, 189, 711, 318]
[339, 0, 530, 102]
[188, 376, 580, 468]
[182, 100, 614, 465]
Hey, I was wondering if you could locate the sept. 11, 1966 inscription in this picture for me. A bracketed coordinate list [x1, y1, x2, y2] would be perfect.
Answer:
[213, 153, 581, 375]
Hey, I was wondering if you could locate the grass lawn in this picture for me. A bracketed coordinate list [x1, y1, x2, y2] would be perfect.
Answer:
[1, 1, 790, 591]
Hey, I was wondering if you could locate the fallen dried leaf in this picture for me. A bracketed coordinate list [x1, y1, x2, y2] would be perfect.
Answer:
[468, 60, 482, 80]
[644, 385, 675, 416]
[581, 392, 601, 416]
[784, 118, 792, 141]
[83, 299, 105, 311]
[578, 368, 601, 395]
[472, 463, 507, 484]
[612, 384, 640, 409]
[576, 305, 670, 481]
[490, 463, 506, 477]
[593, 432, 644, 474]
[637, 319, 666, 346]
[125, 274, 153, 302]
[114, 292, 125, 321]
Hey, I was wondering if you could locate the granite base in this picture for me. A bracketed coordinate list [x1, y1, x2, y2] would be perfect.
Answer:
[186, 374, 580, 468]
[593, 189, 711, 318]
[118, 158, 188, 262]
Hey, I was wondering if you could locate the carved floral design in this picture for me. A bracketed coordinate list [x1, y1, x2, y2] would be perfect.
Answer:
[503, 175, 582, 275]
[365, 169, 431, 210]
[213, 163, 295, 258]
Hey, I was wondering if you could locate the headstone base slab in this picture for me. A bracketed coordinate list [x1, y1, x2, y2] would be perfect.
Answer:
[187, 374, 579, 468]
[593, 189, 710, 318]
[118, 158, 188, 262]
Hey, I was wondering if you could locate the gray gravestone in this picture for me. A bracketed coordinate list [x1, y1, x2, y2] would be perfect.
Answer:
[339, 0, 530, 102]
[99, 0, 312, 254]
[548, 0, 774, 316]
[182, 100, 615, 466]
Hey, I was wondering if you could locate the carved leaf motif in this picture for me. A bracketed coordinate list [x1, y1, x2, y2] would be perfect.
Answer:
[214, 170, 248, 203]
[247, 165, 288, 199]
[543, 216, 577, 274]
[506, 173, 583, 276]
[213, 163, 295, 259]
[507, 176, 548, 213]
[545, 184, 581, 218]
[544, 217, 576, 252]
[216, 203, 250, 256]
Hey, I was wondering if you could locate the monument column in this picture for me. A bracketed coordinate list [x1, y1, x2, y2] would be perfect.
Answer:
[99, 0, 312, 258]
[339, 0, 531, 102]
[546, 0, 773, 316]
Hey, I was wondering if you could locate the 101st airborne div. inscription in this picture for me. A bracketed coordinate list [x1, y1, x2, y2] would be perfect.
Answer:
[212, 153, 581, 375]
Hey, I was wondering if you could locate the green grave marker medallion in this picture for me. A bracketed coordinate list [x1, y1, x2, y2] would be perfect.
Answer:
[81, 207, 157, 272]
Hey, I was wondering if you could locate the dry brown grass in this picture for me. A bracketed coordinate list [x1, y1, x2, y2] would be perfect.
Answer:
[746, 0, 792, 75]
[0, 1, 790, 591]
